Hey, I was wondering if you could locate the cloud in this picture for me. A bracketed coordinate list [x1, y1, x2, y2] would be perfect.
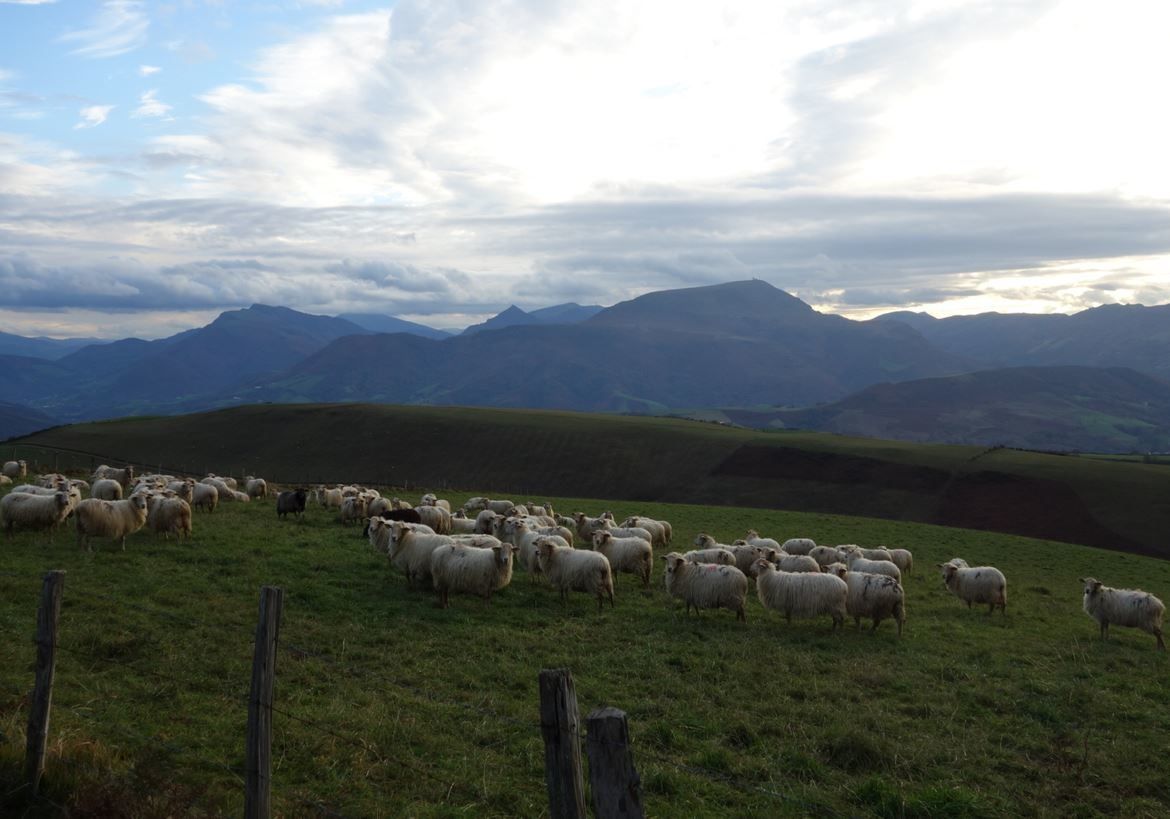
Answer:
[138, 64, 161, 76]
[132, 89, 171, 119]
[324, 259, 468, 294]
[0, 0, 58, 4]
[60, 1, 149, 59]
[74, 104, 114, 129]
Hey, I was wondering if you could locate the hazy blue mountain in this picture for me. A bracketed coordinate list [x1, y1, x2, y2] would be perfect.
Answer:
[875, 303, 1170, 379]
[461, 302, 605, 335]
[460, 305, 538, 336]
[336, 312, 451, 339]
[0, 331, 104, 360]
[725, 365, 1170, 453]
[236, 280, 971, 412]
[0, 401, 57, 441]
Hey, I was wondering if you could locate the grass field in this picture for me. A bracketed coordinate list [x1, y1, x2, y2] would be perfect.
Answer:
[9, 403, 1170, 558]
[1, 480, 1168, 817]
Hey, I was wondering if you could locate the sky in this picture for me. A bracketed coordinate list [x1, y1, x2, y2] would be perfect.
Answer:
[2, 0, 1170, 339]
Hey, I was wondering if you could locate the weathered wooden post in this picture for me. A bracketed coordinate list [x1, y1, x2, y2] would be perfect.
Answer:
[538, 669, 586, 819]
[25, 570, 65, 796]
[586, 707, 645, 818]
[245, 586, 283, 819]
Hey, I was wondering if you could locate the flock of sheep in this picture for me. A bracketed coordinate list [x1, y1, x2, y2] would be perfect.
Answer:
[0, 458, 1165, 650]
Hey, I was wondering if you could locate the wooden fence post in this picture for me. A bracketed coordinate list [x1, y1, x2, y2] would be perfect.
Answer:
[25, 570, 65, 797]
[586, 707, 645, 819]
[245, 586, 283, 819]
[538, 669, 586, 819]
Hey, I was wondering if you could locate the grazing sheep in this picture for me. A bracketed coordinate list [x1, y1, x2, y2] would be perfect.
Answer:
[781, 537, 816, 556]
[93, 464, 134, 488]
[231, 490, 251, 503]
[770, 552, 822, 574]
[828, 566, 906, 636]
[661, 552, 747, 621]
[838, 544, 894, 563]
[939, 563, 1007, 615]
[366, 496, 394, 518]
[385, 521, 453, 588]
[573, 512, 610, 541]
[743, 529, 782, 551]
[591, 531, 653, 588]
[276, 489, 308, 520]
[362, 507, 424, 538]
[684, 547, 736, 566]
[338, 495, 369, 525]
[485, 499, 516, 515]
[146, 495, 192, 540]
[843, 553, 902, 583]
[885, 548, 914, 575]
[449, 514, 477, 535]
[75, 495, 149, 551]
[1080, 578, 1164, 650]
[191, 483, 218, 513]
[0, 475, 10, 486]
[473, 509, 500, 534]
[420, 493, 452, 513]
[2, 460, 28, 479]
[430, 542, 516, 608]
[513, 521, 570, 579]
[536, 537, 615, 613]
[245, 478, 268, 499]
[752, 559, 847, 628]
[728, 541, 769, 576]
[461, 497, 490, 513]
[621, 516, 669, 548]
[201, 477, 234, 500]
[166, 479, 195, 502]
[1, 491, 71, 540]
[320, 487, 344, 509]
[414, 504, 452, 535]
[809, 545, 845, 569]
[92, 478, 124, 501]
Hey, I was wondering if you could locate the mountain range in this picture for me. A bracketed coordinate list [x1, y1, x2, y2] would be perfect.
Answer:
[4, 280, 1170, 452]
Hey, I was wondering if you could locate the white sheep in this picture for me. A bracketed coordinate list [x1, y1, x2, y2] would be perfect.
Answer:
[743, 529, 781, 551]
[885, 548, 914, 575]
[939, 563, 1007, 615]
[2, 459, 28, 479]
[93, 464, 134, 487]
[430, 542, 516, 608]
[414, 504, 452, 535]
[752, 559, 847, 628]
[771, 552, 822, 574]
[684, 547, 737, 566]
[809, 545, 845, 569]
[621, 516, 669, 548]
[201, 477, 234, 501]
[339, 495, 369, 525]
[727, 542, 769, 576]
[91, 478, 124, 501]
[573, 512, 609, 541]
[485, 499, 517, 515]
[843, 553, 902, 583]
[535, 537, 615, 613]
[781, 537, 816, 556]
[75, 495, 149, 551]
[1, 491, 71, 540]
[661, 552, 747, 621]
[461, 496, 490, 513]
[838, 544, 893, 563]
[828, 566, 906, 636]
[420, 493, 452, 513]
[597, 520, 652, 544]
[191, 483, 218, 513]
[0, 475, 10, 486]
[386, 521, 453, 588]
[591, 531, 653, 588]
[449, 515, 477, 535]
[514, 521, 570, 579]
[231, 490, 251, 503]
[245, 478, 268, 499]
[146, 495, 193, 540]
[1080, 578, 1164, 650]
[166, 479, 195, 503]
[321, 487, 344, 509]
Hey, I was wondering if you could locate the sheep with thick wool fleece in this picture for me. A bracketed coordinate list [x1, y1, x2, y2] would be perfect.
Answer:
[771, 552, 822, 574]
[146, 495, 192, 540]
[752, 559, 847, 628]
[3, 460, 27, 479]
[231, 490, 251, 503]
[940, 563, 1007, 615]
[484, 499, 517, 515]
[0, 475, 10, 486]
[535, 537, 614, 613]
[414, 504, 452, 535]
[201, 477, 234, 500]
[420, 493, 452, 513]
[75, 494, 148, 550]
[727, 541, 770, 576]
[661, 552, 747, 621]
[684, 547, 737, 566]
[385, 521, 453, 588]
[573, 512, 610, 541]
[430, 541, 516, 608]
[591, 531, 653, 588]
[93, 464, 135, 487]
[91, 478, 124, 501]
[245, 478, 268, 499]
[621, 516, 669, 548]
[938, 557, 969, 583]
[781, 538, 817, 556]
[1080, 578, 1164, 650]
[513, 521, 570, 578]
[474, 510, 501, 534]
[1, 491, 71, 540]
[838, 544, 893, 563]
[828, 566, 906, 636]
[809, 545, 846, 569]
[449, 515, 477, 534]
[339, 495, 368, 525]
[167, 479, 194, 502]
[843, 553, 902, 583]
[885, 548, 914, 575]
[743, 529, 782, 551]
[366, 518, 433, 554]
[191, 483, 218, 513]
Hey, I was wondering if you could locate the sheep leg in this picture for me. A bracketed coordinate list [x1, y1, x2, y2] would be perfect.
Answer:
[736, 606, 745, 623]
[1155, 630, 1165, 651]
[1100, 621, 1108, 641]
[987, 602, 994, 616]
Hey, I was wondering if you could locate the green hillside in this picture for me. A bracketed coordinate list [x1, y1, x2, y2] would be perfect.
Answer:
[9, 403, 1170, 558]
[1, 487, 1166, 816]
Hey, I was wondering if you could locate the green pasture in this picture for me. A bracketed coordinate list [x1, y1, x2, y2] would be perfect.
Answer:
[1, 481, 1167, 817]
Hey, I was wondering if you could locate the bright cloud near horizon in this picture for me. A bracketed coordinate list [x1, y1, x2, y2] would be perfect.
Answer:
[2, 0, 1170, 339]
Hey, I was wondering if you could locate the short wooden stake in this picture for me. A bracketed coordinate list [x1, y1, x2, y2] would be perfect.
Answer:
[586, 707, 645, 818]
[245, 586, 283, 819]
[25, 570, 65, 796]
[539, 669, 586, 819]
